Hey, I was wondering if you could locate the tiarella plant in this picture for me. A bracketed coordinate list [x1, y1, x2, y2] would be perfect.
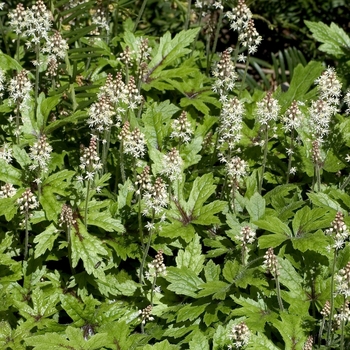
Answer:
[1, 0, 350, 349]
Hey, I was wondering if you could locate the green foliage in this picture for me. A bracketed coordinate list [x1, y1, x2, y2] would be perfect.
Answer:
[0, 0, 350, 349]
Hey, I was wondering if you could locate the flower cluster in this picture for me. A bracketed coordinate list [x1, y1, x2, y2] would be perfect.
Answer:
[225, 156, 248, 189]
[308, 99, 337, 142]
[334, 302, 350, 330]
[8, 70, 32, 105]
[281, 100, 303, 133]
[335, 262, 350, 298]
[218, 97, 244, 151]
[0, 143, 13, 164]
[17, 189, 39, 214]
[315, 66, 342, 105]
[135, 166, 151, 195]
[139, 305, 154, 324]
[345, 90, 350, 115]
[212, 48, 237, 100]
[256, 91, 280, 126]
[325, 211, 349, 250]
[238, 226, 256, 247]
[29, 134, 52, 174]
[0, 69, 5, 98]
[0, 183, 16, 199]
[91, 5, 109, 34]
[171, 111, 193, 143]
[15, 0, 53, 45]
[119, 122, 146, 159]
[59, 204, 76, 228]
[228, 322, 250, 349]
[238, 19, 262, 55]
[142, 177, 168, 215]
[79, 136, 102, 181]
[303, 336, 313, 350]
[146, 250, 167, 280]
[160, 148, 183, 181]
[88, 95, 115, 132]
[226, 0, 252, 32]
[226, 0, 261, 54]
[43, 30, 69, 77]
[263, 247, 279, 276]
[320, 300, 331, 317]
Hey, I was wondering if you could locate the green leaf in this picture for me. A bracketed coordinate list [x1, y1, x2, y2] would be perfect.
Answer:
[305, 21, 350, 58]
[197, 281, 230, 300]
[246, 192, 265, 221]
[176, 234, 205, 274]
[88, 210, 124, 232]
[254, 216, 292, 236]
[143, 100, 179, 149]
[0, 159, 22, 186]
[33, 224, 60, 258]
[223, 260, 240, 283]
[189, 330, 210, 350]
[0, 197, 18, 221]
[149, 28, 200, 75]
[230, 296, 278, 331]
[12, 145, 31, 169]
[181, 136, 203, 169]
[204, 260, 220, 282]
[143, 340, 179, 350]
[277, 61, 324, 113]
[159, 220, 196, 243]
[176, 303, 209, 322]
[166, 266, 203, 298]
[307, 192, 342, 211]
[248, 333, 281, 350]
[44, 110, 87, 134]
[212, 325, 227, 350]
[192, 200, 227, 225]
[0, 53, 23, 71]
[60, 294, 100, 326]
[70, 219, 108, 278]
[271, 312, 308, 349]
[258, 233, 289, 249]
[186, 173, 216, 216]
[40, 186, 62, 223]
[25, 326, 109, 350]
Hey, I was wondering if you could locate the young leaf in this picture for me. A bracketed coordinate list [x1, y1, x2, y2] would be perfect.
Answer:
[305, 21, 350, 58]
[176, 234, 205, 275]
[166, 266, 204, 298]
[70, 219, 108, 278]
[33, 224, 60, 258]
[246, 192, 265, 221]
[189, 330, 210, 350]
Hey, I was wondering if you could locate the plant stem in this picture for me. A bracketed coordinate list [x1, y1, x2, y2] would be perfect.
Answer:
[102, 128, 111, 174]
[315, 164, 321, 192]
[150, 276, 157, 306]
[24, 211, 29, 260]
[84, 179, 91, 228]
[139, 211, 154, 285]
[286, 129, 294, 184]
[238, 53, 250, 98]
[326, 249, 337, 345]
[35, 43, 40, 118]
[340, 296, 345, 350]
[133, 0, 148, 32]
[205, 33, 211, 76]
[184, 0, 191, 30]
[120, 142, 126, 183]
[210, 9, 223, 66]
[259, 124, 268, 194]
[138, 194, 145, 250]
[318, 316, 326, 346]
[275, 274, 284, 311]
